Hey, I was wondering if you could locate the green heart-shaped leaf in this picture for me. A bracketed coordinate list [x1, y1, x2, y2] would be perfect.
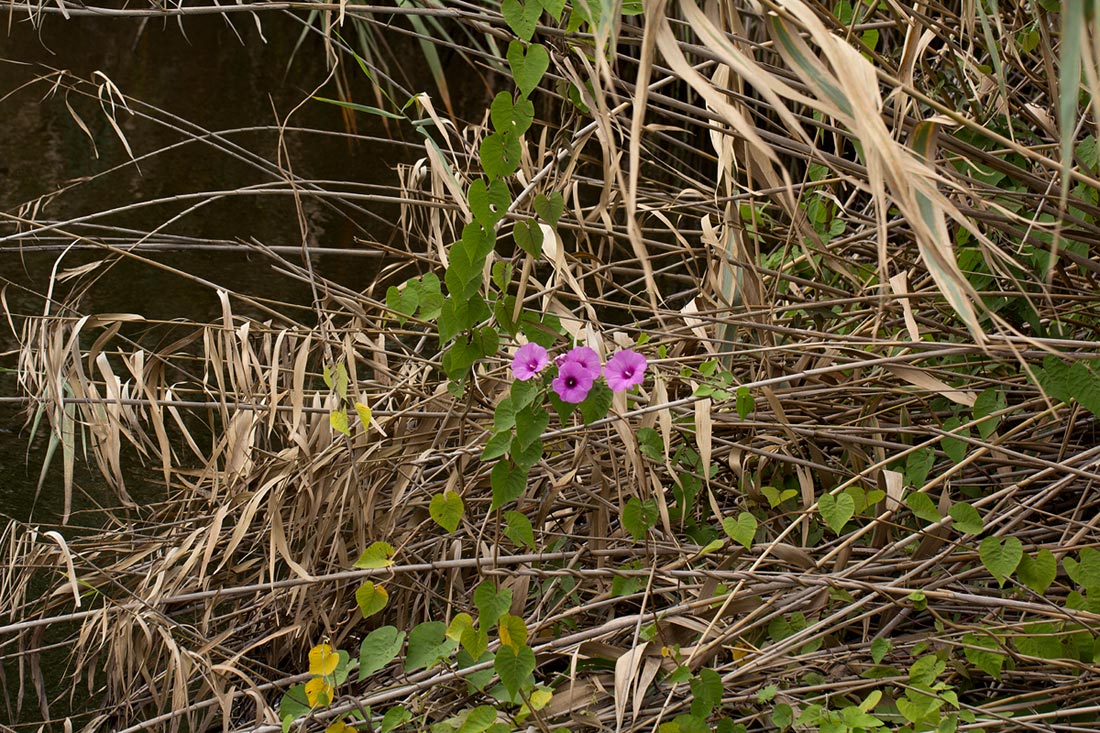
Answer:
[504, 510, 536, 549]
[1017, 548, 1057, 594]
[537, 0, 566, 21]
[490, 92, 535, 135]
[722, 512, 757, 549]
[468, 178, 511, 227]
[948, 502, 984, 534]
[507, 41, 550, 98]
[905, 492, 942, 524]
[355, 580, 389, 618]
[534, 191, 563, 225]
[513, 218, 544, 257]
[490, 460, 528, 510]
[501, 0, 542, 41]
[429, 490, 464, 533]
[818, 493, 855, 535]
[354, 541, 395, 568]
[494, 643, 536, 696]
[980, 535, 1023, 587]
[473, 580, 513, 628]
[358, 626, 405, 680]
[480, 132, 522, 179]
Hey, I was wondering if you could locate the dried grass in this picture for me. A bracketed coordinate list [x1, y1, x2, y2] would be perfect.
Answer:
[3, 0, 1100, 731]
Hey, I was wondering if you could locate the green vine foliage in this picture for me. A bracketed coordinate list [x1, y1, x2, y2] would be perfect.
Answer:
[277, 2, 1100, 733]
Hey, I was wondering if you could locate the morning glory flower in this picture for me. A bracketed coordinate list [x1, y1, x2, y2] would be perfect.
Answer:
[605, 349, 647, 392]
[557, 346, 602, 380]
[552, 359, 596, 403]
[511, 343, 550, 381]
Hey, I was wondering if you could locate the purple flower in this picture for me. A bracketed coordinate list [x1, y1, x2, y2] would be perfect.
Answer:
[558, 346, 602, 380]
[552, 360, 596, 403]
[511, 343, 549, 381]
[605, 350, 647, 392]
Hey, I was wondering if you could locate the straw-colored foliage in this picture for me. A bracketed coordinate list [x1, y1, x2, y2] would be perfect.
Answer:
[4, 0, 1100, 731]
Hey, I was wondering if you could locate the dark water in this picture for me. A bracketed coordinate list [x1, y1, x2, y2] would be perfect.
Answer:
[0, 11, 468, 526]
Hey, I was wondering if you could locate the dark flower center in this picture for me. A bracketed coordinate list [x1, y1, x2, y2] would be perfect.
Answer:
[565, 376, 577, 388]
[622, 368, 633, 378]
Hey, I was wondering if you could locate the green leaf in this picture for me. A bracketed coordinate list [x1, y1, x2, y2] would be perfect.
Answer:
[419, 272, 443, 320]
[501, 0, 542, 41]
[439, 294, 490, 343]
[513, 218, 544, 257]
[490, 460, 528, 510]
[507, 41, 550, 98]
[941, 417, 969, 464]
[721, 512, 757, 550]
[636, 427, 664, 460]
[1013, 622, 1064, 660]
[735, 386, 754, 419]
[963, 632, 1005, 678]
[761, 486, 797, 508]
[457, 649, 496, 692]
[905, 447, 934, 489]
[520, 310, 561, 347]
[514, 405, 549, 449]
[870, 637, 891, 664]
[354, 541, 395, 569]
[771, 702, 793, 730]
[490, 92, 535, 136]
[330, 409, 350, 437]
[474, 326, 499, 359]
[578, 380, 614, 424]
[474, 581, 513, 629]
[279, 684, 310, 732]
[1067, 361, 1100, 415]
[690, 668, 723, 717]
[356, 580, 390, 618]
[1037, 355, 1073, 403]
[381, 705, 412, 733]
[1065, 546, 1100, 587]
[537, 0, 566, 21]
[495, 643, 536, 696]
[405, 621, 459, 671]
[468, 177, 511, 228]
[504, 510, 536, 549]
[906, 492, 942, 524]
[443, 339, 481, 380]
[622, 497, 659, 540]
[980, 536, 1023, 587]
[482, 430, 513, 461]
[818, 492, 855, 535]
[430, 490, 464, 533]
[480, 132, 522, 179]
[972, 388, 1006, 439]
[494, 398, 518, 432]
[1017, 548, 1057, 594]
[387, 283, 419, 324]
[948, 502, 984, 534]
[359, 626, 406, 680]
[312, 95, 407, 120]
[533, 191, 564, 225]
[509, 434, 543, 469]
[510, 377, 540, 409]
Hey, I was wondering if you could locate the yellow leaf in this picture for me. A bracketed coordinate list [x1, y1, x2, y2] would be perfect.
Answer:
[355, 402, 372, 429]
[498, 613, 527, 652]
[309, 644, 339, 676]
[325, 723, 355, 733]
[305, 676, 333, 707]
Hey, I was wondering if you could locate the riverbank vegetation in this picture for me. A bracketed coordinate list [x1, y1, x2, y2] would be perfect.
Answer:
[4, 0, 1100, 731]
